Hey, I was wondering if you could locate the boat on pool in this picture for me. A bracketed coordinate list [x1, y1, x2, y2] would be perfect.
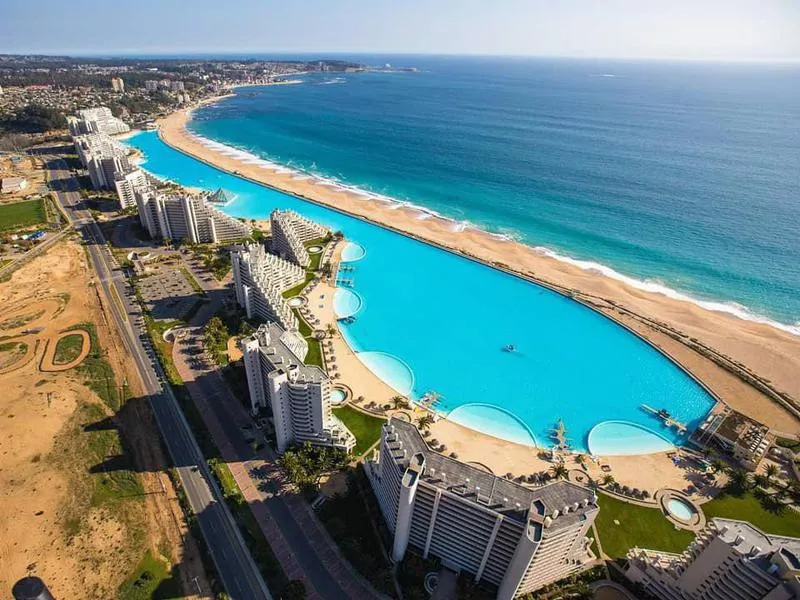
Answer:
[127, 131, 717, 454]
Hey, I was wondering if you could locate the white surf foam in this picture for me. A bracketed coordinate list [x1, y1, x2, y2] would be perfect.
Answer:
[181, 131, 799, 337]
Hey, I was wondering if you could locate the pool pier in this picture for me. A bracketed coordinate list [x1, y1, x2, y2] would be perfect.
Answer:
[640, 404, 688, 434]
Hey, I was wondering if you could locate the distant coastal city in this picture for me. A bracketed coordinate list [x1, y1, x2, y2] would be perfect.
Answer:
[0, 50, 798, 600]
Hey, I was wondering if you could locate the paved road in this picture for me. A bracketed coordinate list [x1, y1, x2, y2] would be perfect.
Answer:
[172, 322, 386, 600]
[43, 156, 272, 600]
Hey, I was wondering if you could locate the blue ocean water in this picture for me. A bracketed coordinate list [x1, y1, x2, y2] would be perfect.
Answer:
[190, 56, 800, 332]
[128, 130, 715, 453]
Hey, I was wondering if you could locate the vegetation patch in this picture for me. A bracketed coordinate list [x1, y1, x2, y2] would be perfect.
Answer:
[282, 272, 315, 299]
[280, 442, 349, 498]
[53, 332, 85, 364]
[0, 340, 27, 367]
[0, 198, 46, 232]
[75, 322, 121, 411]
[594, 493, 695, 559]
[208, 458, 287, 592]
[117, 550, 181, 600]
[318, 467, 396, 596]
[292, 309, 323, 368]
[0, 308, 45, 330]
[332, 405, 385, 456]
[703, 486, 800, 538]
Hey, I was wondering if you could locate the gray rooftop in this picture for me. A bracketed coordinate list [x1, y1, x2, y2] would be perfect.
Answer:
[251, 322, 327, 384]
[712, 518, 800, 566]
[385, 418, 597, 531]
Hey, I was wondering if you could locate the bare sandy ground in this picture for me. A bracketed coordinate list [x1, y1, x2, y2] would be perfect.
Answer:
[0, 241, 209, 599]
[160, 104, 800, 438]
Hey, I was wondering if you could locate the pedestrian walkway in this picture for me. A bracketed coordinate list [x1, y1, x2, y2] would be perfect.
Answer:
[172, 323, 385, 600]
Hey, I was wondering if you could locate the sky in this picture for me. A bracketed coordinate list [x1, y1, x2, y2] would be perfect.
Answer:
[2, 0, 799, 61]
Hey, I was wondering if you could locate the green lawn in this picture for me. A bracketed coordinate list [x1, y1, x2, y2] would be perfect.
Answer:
[282, 272, 315, 299]
[0, 198, 46, 232]
[702, 490, 800, 537]
[595, 493, 695, 559]
[118, 550, 181, 600]
[333, 405, 385, 456]
[54, 332, 85, 364]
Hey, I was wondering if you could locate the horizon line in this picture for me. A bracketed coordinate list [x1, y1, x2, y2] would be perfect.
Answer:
[1, 49, 799, 65]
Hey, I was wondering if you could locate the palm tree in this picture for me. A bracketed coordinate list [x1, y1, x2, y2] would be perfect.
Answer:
[391, 395, 410, 410]
[417, 414, 435, 430]
[729, 469, 752, 492]
[575, 454, 586, 465]
[602, 474, 615, 487]
[551, 464, 569, 480]
[765, 463, 780, 483]
[753, 473, 770, 490]
[710, 459, 726, 475]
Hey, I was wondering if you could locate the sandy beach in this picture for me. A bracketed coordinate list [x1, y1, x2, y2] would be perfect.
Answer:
[157, 101, 800, 435]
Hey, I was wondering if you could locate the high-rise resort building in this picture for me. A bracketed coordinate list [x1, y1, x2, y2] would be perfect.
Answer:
[626, 518, 800, 600]
[144, 80, 159, 92]
[136, 191, 251, 244]
[231, 243, 306, 331]
[111, 76, 125, 93]
[67, 106, 130, 136]
[73, 132, 132, 190]
[366, 419, 598, 599]
[270, 209, 329, 267]
[113, 168, 150, 209]
[240, 323, 355, 453]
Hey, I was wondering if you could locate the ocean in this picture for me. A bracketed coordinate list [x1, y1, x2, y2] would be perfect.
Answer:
[189, 55, 800, 333]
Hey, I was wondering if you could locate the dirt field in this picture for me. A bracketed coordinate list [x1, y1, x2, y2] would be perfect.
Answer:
[0, 240, 210, 599]
[0, 154, 46, 202]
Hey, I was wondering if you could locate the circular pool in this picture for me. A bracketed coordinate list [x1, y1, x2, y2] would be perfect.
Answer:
[356, 351, 414, 396]
[448, 403, 538, 447]
[667, 497, 696, 522]
[588, 421, 675, 456]
[334, 288, 362, 318]
[341, 242, 366, 262]
[308, 245, 323, 254]
[331, 388, 347, 405]
[287, 296, 305, 307]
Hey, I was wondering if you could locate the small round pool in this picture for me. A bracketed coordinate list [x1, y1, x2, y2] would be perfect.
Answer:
[331, 388, 347, 405]
[308, 245, 323, 254]
[287, 296, 305, 307]
[667, 497, 696, 521]
[341, 242, 366, 262]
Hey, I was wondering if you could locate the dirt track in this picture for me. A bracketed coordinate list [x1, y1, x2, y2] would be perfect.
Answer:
[39, 329, 91, 372]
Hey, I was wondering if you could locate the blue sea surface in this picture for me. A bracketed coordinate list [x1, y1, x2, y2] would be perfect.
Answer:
[127, 130, 716, 453]
[190, 57, 800, 332]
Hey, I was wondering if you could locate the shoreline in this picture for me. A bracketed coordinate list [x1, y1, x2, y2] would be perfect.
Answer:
[153, 100, 800, 432]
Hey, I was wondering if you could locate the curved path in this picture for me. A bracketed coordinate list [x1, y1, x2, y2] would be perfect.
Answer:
[0, 339, 35, 375]
[39, 329, 91, 372]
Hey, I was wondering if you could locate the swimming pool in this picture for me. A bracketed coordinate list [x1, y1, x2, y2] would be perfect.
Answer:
[331, 388, 347, 404]
[128, 132, 716, 453]
[667, 497, 696, 522]
[333, 288, 362, 319]
[588, 421, 676, 456]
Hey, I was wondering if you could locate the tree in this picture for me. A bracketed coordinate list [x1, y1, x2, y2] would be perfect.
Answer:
[416, 414, 434, 430]
[753, 473, 770, 490]
[391, 395, 410, 410]
[728, 469, 752, 493]
[0, 104, 67, 133]
[551, 464, 569, 480]
[710, 459, 726, 475]
[765, 463, 780, 483]
[602, 474, 615, 487]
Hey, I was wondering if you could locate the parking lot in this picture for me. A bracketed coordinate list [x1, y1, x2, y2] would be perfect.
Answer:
[137, 265, 202, 320]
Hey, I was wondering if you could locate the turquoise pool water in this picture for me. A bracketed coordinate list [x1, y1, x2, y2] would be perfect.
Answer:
[127, 131, 716, 453]
[588, 421, 676, 456]
[333, 288, 362, 319]
[331, 388, 347, 404]
[341, 242, 366, 262]
[667, 498, 696, 521]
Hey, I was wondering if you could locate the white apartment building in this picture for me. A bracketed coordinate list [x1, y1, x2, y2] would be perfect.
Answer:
[626, 518, 800, 600]
[366, 419, 598, 599]
[136, 192, 251, 244]
[240, 323, 355, 453]
[231, 243, 305, 331]
[111, 77, 125, 93]
[270, 209, 328, 267]
[67, 106, 129, 136]
[73, 133, 132, 190]
[113, 169, 150, 209]
[144, 80, 159, 92]
[171, 80, 185, 91]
